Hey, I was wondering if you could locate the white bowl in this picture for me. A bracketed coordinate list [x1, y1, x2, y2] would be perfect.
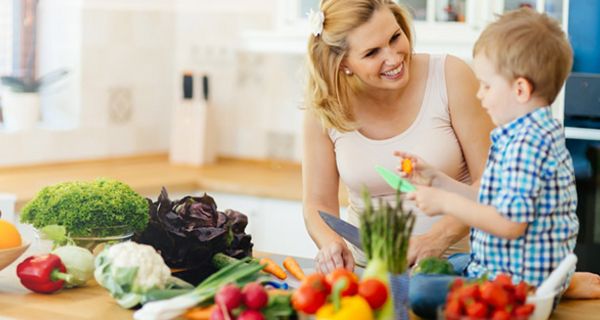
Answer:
[526, 290, 558, 320]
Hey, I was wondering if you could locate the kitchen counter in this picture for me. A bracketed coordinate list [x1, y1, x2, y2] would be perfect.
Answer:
[0, 153, 318, 212]
[0, 154, 599, 319]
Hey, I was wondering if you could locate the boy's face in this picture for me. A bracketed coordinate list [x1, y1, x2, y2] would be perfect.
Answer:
[472, 53, 521, 126]
[343, 8, 412, 92]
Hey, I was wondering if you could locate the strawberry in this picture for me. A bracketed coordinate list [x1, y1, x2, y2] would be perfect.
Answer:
[494, 274, 513, 289]
[514, 303, 535, 317]
[445, 299, 462, 319]
[491, 309, 511, 320]
[514, 281, 529, 304]
[466, 301, 488, 318]
[480, 282, 509, 308]
[458, 284, 480, 305]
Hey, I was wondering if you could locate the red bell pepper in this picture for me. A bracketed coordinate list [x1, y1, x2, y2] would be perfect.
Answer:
[16, 253, 73, 294]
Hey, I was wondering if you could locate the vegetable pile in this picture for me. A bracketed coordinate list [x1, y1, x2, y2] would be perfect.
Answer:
[444, 274, 535, 320]
[20, 179, 149, 237]
[134, 188, 253, 284]
[291, 269, 388, 320]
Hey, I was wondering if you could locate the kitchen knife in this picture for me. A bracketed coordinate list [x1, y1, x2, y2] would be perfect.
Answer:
[375, 165, 416, 192]
[318, 210, 362, 250]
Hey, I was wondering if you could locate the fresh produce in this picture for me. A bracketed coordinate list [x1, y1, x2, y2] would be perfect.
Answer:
[16, 254, 73, 293]
[444, 274, 536, 320]
[325, 269, 359, 297]
[51, 245, 95, 287]
[413, 257, 455, 275]
[242, 282, 269, 310]
[283, 256, 305, 281]
[401, 158, 413, 175]
[260, 257, 287, 280]
[20, 179, 149, 237]
[358, 278, 388, 310]
[0, 218, 21, 249]
[134, 188, 253, 284]
[133, 257, 265, 320]
[359, 189, 415, 319]
[291, 273, 331, 314]
[94, 241, 194, 308]
[315, 279, 373, 320]
[237, 309, 264, 320]
[215, 283, 243, 311]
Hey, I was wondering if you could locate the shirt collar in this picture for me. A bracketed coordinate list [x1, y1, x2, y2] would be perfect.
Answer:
[490, 106, 552, 144]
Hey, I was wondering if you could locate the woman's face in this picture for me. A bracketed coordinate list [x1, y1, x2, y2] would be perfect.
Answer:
[343, 8, 411, 91]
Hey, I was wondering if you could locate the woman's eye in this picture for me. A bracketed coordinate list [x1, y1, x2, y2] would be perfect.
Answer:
[364, 49, 378, 58]
[391, 33, 400, 42]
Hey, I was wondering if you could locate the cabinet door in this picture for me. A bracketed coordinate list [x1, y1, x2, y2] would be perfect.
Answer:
[258, 198, 318, 258]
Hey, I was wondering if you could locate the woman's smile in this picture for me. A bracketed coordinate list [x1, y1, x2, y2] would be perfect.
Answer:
[381, 61, 405, 80]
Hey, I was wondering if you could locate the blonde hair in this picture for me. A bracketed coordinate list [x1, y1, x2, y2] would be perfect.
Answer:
[473, 8, 573, 104]
[305, 0, 413, 132]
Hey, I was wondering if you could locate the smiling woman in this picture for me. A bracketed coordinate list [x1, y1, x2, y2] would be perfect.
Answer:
[302, 0, 494, 276]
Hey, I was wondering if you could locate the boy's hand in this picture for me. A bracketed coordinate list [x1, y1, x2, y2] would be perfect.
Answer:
[393, 151, 438, 186]
[406, 186, 450, 216]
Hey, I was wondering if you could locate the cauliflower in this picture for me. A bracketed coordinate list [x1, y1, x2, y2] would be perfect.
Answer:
[95, 241, 192, 309]
[105, 242, 171, 291]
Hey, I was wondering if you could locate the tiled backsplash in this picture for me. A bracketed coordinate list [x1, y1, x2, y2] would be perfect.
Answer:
[0, 0, 304, 166]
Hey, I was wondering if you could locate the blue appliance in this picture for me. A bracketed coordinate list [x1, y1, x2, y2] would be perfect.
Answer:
[565, 1, 600, 273]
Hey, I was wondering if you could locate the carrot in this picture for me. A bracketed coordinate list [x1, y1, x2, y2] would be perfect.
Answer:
[283, 256, 305, 281]
[183, 305, 216, 320]
[260, 257, 287, 280]
[401, 158, 413, 174]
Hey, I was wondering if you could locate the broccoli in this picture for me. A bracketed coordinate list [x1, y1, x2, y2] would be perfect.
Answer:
[20, 179, 149, 237]
[413, 257, 455, 275]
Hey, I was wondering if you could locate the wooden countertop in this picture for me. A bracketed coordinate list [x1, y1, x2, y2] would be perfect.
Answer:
[0, 154, 312, 211]
[0, 154, 599, 319]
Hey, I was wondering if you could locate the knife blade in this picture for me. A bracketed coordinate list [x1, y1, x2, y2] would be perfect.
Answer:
[318, 210, 362, 250]
[375, 165, 416, 192]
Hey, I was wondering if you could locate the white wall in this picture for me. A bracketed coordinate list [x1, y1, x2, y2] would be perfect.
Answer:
[0, 0, 309, 166]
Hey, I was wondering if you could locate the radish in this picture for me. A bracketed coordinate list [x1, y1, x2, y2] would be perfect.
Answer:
[215, 284, 243, 311]
[242, 282, 268, 310]
[237, 309, 265, 320]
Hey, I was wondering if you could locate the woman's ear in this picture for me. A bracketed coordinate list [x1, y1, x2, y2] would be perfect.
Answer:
[514, 77, 534, 103]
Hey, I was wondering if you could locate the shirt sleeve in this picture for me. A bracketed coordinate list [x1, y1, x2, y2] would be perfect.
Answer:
[493, 136, 556, 223]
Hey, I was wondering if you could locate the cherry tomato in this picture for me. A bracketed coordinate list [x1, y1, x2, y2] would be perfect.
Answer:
[358, 278, 388, 309]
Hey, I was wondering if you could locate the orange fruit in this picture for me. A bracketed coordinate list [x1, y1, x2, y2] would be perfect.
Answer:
[0, 220, 21, 249]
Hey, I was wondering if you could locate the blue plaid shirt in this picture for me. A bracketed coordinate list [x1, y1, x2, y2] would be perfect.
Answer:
[466, 107, 579, 288]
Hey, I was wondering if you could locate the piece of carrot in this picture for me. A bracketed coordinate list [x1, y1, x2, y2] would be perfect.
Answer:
[283, 256, 305, 281]
[183, 305, 216, 320]
[401, 158, 413, 174]
[260, 257, 287, 280]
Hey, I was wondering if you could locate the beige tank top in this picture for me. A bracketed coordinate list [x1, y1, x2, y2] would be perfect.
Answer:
[328, 54, 470, 265]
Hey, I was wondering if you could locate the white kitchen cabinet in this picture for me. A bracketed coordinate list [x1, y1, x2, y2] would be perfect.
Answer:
[205, 192, 319, 258]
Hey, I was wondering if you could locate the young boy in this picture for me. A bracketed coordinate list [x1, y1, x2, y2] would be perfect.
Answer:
[400, 8, 579, 317]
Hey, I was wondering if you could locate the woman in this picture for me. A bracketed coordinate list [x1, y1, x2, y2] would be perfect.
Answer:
[302, 0, 492, 273]
[302, 0, 600, 299]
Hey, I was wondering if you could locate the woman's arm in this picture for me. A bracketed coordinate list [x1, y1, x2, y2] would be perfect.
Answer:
[302, 111, 354, 271]
[407, 55, 495, 264]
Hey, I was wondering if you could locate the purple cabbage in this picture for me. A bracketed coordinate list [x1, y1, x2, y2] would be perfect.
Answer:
[134, 188, 253, 274]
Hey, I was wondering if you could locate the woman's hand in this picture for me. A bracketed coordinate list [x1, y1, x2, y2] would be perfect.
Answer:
[393, 151, 438, 186]
[314, 241, 355, 274]
[407, 233, 447, 266]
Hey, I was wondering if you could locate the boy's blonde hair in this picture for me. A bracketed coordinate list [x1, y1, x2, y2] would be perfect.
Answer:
[305, 0, 413, 132]
[473, 8, 573, 104]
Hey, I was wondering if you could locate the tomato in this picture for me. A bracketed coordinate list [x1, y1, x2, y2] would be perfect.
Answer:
[291, 285, 328, 314]
[302, 273, 331, 294]
[358, 278, 388, 309]
[325, 268, 359, 296]
[457, 284, 480, 306]
[449, 278, 465, 292]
